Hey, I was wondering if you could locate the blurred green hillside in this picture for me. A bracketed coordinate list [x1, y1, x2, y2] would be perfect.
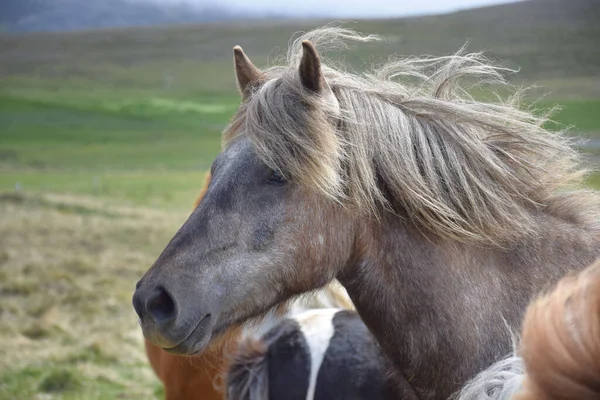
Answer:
[2, 0, 600, 95]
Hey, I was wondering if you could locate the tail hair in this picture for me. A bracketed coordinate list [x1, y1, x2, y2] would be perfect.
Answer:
[225, 338, 269, 400]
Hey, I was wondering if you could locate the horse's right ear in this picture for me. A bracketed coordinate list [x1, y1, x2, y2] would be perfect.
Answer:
[233, 45, 261, 98]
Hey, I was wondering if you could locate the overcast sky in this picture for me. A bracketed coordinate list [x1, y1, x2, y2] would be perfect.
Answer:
[142, 0, 522, 18]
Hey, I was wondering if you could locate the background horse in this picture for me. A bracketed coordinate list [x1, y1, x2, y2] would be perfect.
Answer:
[226, 309, 393, 400]
[516, 257, 600, 400]
[134, 27, 599, 400]
[145, 172, 355, 400]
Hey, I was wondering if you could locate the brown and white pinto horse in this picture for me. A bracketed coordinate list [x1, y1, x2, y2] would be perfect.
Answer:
[226, 308, 394, 400]
[134, 28, 599, 400]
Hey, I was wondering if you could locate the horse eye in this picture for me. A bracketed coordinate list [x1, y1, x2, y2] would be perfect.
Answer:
[268, 169, 287, 185]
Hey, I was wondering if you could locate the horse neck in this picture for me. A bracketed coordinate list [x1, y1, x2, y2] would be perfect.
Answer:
[336, 213, 599, 399]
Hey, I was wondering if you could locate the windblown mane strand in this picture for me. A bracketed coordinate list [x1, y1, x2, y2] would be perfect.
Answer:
[224, 27, 599, 243]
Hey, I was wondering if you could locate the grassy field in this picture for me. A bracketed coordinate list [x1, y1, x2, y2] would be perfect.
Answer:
[0, 93, 230, 209]
[0, 191, 190, 399]
[1, 0, 599, 398]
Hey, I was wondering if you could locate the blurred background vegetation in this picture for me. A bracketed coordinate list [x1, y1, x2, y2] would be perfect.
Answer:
[1, 0, 599, 398]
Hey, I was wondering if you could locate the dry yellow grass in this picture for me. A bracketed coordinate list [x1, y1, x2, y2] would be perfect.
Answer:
[0, 191, 190, 399]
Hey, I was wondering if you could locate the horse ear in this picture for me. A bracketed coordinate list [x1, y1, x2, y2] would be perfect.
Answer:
[233, 45, 261, 97]
[299, 40, 325, 93]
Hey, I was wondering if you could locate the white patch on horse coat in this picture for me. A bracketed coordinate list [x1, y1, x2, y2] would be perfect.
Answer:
[239, 280, 352, 340]
[294, 308, 338, 400]
[240, 307, 283, 340]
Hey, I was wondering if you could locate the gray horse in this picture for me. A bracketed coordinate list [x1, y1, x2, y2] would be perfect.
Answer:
[133, 28, 599, 399]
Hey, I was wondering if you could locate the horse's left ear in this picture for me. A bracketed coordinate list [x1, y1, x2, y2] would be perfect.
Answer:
[233, 45, 261, 97]
[299, 40, 325, 93]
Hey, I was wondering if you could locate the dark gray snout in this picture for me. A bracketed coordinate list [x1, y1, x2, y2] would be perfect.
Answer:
[132, 277, 214, 354]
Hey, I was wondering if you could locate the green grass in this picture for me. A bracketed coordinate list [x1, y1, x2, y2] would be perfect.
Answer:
[543, 99, 600, 134]
[0, 362, 162, 400]
[588, 169, 600, 188]
[0, 170, 208, 209]
[0, 92, 228, 208]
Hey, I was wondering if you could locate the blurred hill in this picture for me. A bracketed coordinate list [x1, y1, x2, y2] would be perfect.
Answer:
[0, 0, 275, 33]
[0, 0, 598, 96]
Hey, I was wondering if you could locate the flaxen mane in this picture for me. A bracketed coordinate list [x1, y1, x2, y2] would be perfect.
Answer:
[224, 27, 599, 243]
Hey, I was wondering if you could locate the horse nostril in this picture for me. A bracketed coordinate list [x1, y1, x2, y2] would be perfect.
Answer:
[145, 287, 177, 324]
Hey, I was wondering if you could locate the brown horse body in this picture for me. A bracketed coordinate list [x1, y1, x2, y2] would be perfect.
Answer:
[134, 28, 600, 400]
[146, 342, 223, 400]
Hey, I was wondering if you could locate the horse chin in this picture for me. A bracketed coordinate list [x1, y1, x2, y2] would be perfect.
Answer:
[162, 314, 214, 356]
